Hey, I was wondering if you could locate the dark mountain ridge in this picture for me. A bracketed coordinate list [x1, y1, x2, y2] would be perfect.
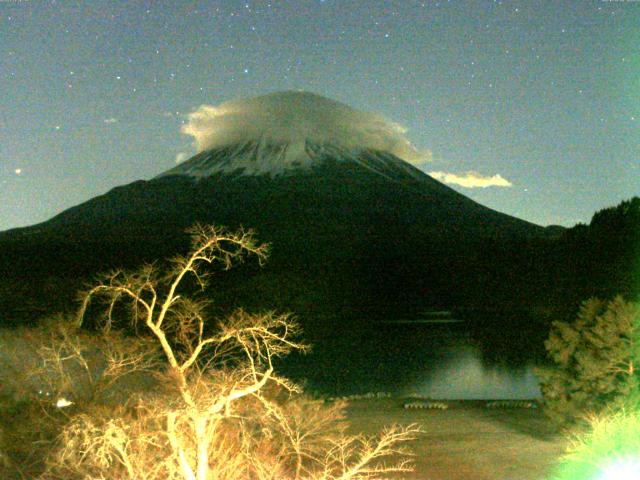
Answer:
[0, 144, 556, 328]
[1, 69, 635, 330]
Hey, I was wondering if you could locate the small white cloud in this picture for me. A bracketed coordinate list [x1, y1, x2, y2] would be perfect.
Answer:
[175, 152, 189, 164]
[103, 117, 118, 124]
[429, 171, 513, 188]
[14, 168, 22, 175]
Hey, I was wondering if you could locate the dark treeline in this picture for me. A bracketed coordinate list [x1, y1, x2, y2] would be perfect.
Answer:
[470, 197, 638, 322]
[545, 196, 639, 318]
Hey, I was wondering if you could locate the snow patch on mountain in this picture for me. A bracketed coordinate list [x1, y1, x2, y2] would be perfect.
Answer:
[159, 138, 429, 182]
[166, 139, 319, 177]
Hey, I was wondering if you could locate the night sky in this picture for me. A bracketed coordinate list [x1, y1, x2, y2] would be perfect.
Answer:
[1, 0, 638, 231]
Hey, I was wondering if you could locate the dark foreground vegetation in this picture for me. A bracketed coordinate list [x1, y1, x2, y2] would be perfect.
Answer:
[537, 294, 640, 479]
[0, 207, 637, 478]
[0, 189, 637, 338]
[0, 226, 420, 479]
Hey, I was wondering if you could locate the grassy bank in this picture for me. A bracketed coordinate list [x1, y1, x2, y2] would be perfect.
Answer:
[344, 398, 568, 480]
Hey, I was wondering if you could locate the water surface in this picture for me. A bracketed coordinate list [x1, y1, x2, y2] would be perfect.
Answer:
[283, 316, 547, 399]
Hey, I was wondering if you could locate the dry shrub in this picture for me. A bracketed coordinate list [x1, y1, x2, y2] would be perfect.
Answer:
[4, 225, 421, 479]
[41, 386, 418, 480]
[550, 407, 640, 480]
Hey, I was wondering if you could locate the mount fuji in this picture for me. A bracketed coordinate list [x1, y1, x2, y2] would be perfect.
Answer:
[0, 92, 557, 326]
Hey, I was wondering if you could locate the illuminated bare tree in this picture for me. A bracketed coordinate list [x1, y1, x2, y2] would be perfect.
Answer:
[37, 225, 419, 480]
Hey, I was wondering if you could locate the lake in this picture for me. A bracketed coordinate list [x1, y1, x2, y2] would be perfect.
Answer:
[281, 313, 549, 400]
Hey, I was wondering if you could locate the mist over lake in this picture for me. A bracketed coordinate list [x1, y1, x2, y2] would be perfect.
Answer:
[280, 312, 548, 399]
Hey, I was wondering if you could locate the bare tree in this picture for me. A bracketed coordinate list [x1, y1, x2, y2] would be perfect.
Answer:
[34, 225, 419, 480]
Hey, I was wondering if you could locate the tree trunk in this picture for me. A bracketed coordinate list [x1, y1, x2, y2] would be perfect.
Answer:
[195, 416, 210, 480]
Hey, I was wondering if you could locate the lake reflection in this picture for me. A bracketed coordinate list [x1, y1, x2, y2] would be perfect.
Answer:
[283, 317, 547, 399]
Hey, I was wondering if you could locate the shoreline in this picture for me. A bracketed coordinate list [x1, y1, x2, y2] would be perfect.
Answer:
[343, 397, 567, 480]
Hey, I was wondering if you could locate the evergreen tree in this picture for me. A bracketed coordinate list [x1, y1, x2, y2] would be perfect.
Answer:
[536, 296, 640, 426]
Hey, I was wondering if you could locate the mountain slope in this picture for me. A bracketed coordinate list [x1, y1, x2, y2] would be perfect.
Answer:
[0, 91, 563, 326]
[0, 144, 552, 325]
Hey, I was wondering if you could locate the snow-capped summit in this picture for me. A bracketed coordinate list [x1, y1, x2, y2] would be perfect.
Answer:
[160, 91, 427, 178]
[159, 139, 428, 181]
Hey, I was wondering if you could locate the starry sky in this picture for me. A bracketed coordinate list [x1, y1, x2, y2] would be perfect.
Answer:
[1, 0, 638, 231]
